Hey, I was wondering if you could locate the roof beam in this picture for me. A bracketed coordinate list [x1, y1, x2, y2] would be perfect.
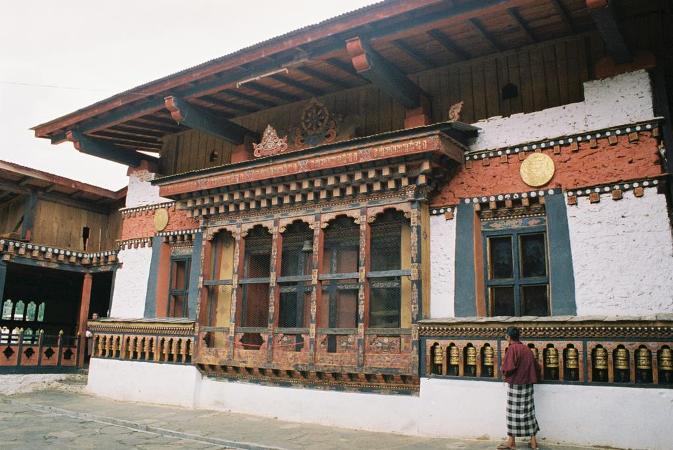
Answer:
[199, 95, 257, 114]
[269, 74, 325, 96]
[66, 130, 156, 167]
[586, 0, 632, 64]
[345, 36, 427, 109]
[164, 96, 258, 145]
[295, 66, 352, 89]
[469, 18, 503, 52]
[222, 89, 277, 108]
[0, 181, 111, 214]
[427, 29, 469, 60]
[391, 39, 435, 69]
[549, 0, 575, 33]
[507, 7, 536, 43]
[241, 82, 302, 103]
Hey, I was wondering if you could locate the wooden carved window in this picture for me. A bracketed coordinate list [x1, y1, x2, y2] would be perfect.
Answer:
[239, 226, 272, 329]
[168, 257, 190, 317]
[204, 230, 235, 346]
[319, 216, 359, 352]
[369, 210, 412, 328]
[278, 221, 313, 329]
[483, 219, 549, 316]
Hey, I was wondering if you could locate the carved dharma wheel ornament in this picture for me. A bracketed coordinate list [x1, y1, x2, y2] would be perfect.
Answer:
[520, 152, 555, 187]
[153, 208, 169, 232]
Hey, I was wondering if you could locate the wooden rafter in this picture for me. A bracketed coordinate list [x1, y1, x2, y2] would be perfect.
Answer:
[587, 0, 632, 64]
[469, 18, 503, 52]
[270, 74, 325, 96]
[66, 130, 156, 167]
[241, 82, 301, 103]
[507, 7, 536, 43]
[221, 89, 277, 108]
[164, 96, 258, 145]
[427, 29, 469, 60]
[295, 66, 352, 90]
[549, 0, 576, 33]
[391, 39, 435, 69]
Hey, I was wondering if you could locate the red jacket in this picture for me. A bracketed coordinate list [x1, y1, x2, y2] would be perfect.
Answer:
[501, 340, 539, 385]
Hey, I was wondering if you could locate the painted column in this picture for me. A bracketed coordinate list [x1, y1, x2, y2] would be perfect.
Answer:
[356, 208, 369, 370]
[0, 261, 7, 303]
[227, 226, 243, 362]
[77, 272, 93, 367]
[409, 201, 422, 376]
[308, 214, 322, 368]
[266, 219, 281, 363]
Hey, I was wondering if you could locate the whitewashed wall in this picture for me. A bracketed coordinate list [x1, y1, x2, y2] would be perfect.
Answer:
[567, 188, 673, 315]
[86, 360, 673, 450]
[109, 246, 153, 318]
[125, 169, 169, 208]
[429, 214, 456, 318]
[471, 70, 654, 151]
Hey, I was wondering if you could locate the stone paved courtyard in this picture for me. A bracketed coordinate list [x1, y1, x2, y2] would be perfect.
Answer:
[0, 377, 597, 450]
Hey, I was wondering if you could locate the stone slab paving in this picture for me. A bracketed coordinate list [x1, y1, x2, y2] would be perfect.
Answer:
[0, 390, 596, 450]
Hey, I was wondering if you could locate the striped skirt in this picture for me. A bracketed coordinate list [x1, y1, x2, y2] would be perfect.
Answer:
[506, 383, 540, 437]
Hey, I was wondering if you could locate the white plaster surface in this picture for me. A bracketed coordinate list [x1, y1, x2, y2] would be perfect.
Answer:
[86, 358, 200, 408]
[429, 214, 456, 318]
[125, 170, 170, 208]
[0, 374, 69, 395]
[471, 70, 654, 151]
[85, 360, 673, 450]
[109, 247, 153, 318]
[567, 189, 673, 316]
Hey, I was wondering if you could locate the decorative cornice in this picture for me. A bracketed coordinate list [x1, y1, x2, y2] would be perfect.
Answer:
[117, 238, 152, 250]
[419, 316, 673, 339]
[465, 119, 660, 162]
[0, 240, 118, 266]
[120, 201, 175, 217]
[88, 319, 195, 336]
[565, 177, 664, 205]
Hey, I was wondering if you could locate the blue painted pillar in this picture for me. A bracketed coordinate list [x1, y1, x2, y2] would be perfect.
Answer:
[187, 232, 203, 321]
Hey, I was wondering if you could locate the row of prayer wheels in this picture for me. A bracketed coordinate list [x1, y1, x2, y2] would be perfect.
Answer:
[430, 342, 673, 384]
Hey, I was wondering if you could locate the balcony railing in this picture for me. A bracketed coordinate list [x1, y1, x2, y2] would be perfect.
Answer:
[0, 329, 79, 372]
[419, 316, 673, 387]
[88, 318, 195, 365]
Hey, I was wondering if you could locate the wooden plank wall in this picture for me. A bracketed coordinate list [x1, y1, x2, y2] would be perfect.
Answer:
[31, 199, 118, 252]
[160, 33, 597, 177]
[0, 195, 26, 238]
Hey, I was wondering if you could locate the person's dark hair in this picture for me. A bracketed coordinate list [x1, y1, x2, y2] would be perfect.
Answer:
[506, 326, 520, 341]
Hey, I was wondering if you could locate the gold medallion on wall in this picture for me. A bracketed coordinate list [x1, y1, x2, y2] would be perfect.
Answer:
[153, 208, 169, 232]
[520, 153, 555, 187]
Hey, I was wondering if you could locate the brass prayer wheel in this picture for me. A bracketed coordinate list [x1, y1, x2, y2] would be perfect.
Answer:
[615, 348, 629, 370]
[433, 345, 444, 365]
[594, 347, 608, 370]
[529, 346, 539, 360]
[448, 345, 460, 366]
[466, 346, 477, 366]
[545, 347, 559, 368]
[483, 345, 494, 367]
[660, 348, 673, 371]
[566, 347, 579, 369]
[636, 348, 651, 370]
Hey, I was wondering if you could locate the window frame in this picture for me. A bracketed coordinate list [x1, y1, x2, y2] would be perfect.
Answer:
[482, 224, 549, 317]
[167, 255, 191, 318]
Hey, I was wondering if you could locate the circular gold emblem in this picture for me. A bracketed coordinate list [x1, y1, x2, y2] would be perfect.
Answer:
[520, 153, 555, 187]
[153, 208, 169, 232]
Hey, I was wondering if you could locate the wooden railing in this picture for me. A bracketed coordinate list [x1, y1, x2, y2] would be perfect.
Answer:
[419, 316, 673, 387]
[0, 329, 79, 372]
[88, 319, 195, 364]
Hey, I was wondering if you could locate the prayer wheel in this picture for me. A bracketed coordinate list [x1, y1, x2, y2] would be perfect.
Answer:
[614, 347, 630, 383]
[482, 345, 494, 377]
[594, 347, 608, 370]
[544, 346, 559, 380]
[529, 346, 539, 361]
[659, 347, 673, 384]
[447, 345, 460, 376]
[465, 346, 477, 376]
[564, 347, 579, 381]
[431, 344, 444, 375]
[636, 347, 652, 384]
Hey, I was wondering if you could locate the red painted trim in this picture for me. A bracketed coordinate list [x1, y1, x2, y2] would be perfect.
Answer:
[164, 96, 184, 123]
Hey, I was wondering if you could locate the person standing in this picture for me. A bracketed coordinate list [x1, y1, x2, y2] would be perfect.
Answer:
[498, 326, 540, 450]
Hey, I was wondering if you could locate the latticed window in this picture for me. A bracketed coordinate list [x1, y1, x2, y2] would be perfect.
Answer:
[369, 210, 411, 328]
[320, 216, 359, 351]
[204, 230, 235, 344]
[168, 257, 190, 317]
[240, 225, 272, 328]
[484, 221, 549, 316]
[278, 221, 313, 328]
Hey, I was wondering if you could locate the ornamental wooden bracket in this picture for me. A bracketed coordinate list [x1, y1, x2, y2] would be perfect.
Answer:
[65, 130, 158, 168]
[345, 37, 429, 111]
[586, 0, 632, 64]
[164, 96, 258, 145]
